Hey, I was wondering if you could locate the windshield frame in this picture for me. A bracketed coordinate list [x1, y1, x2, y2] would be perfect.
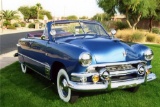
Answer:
[50, 20, 110, 41]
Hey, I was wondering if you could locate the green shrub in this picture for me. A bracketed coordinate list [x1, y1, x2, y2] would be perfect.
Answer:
[116, 21, 129, 30]
[146, 34, 156, 42]
[130, 32, 145, 42]
[3, 20, 11, 26]
[19, 22, 26, 27]
[152, 27, 160, 34]
[156, 37, 160, 44]
[13, 23, 20, 27]
[28, 23, 35, 28]
[7, 25, 16, 29]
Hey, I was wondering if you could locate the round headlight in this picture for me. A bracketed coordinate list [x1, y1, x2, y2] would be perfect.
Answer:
[144, 50, 153, 61]
[79, 52, 92, 66]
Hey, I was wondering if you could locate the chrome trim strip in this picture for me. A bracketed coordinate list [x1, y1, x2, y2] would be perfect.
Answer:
[110, 69, 137, 76]
[68, 81, 108, 90]
[71, 72, 99, 77]
[26, 65, 51, 80]
[18, 53, 50, 68]
[87, 60, 146, 69]
[72, 69, 138, 77]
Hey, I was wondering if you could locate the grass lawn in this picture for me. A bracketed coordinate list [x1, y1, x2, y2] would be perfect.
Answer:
[0, 44, 160, 107]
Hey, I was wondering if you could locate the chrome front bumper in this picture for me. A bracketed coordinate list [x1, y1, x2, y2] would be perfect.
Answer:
[68, 73, 156, 91]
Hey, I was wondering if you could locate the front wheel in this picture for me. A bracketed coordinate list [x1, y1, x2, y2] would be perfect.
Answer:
[57, 69, 78, 103]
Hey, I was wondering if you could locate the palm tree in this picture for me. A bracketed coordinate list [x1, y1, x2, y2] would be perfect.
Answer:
[2, 10, 18, 22]
[36, 3, 42, 20]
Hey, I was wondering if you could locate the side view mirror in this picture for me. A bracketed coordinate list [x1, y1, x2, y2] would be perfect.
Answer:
[50, 30, 56, 36]
[111, 29, 117, 35]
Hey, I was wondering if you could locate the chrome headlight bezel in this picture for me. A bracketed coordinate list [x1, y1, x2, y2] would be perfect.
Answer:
[79, 52, 92, 67]
[144, 50, 154, 61]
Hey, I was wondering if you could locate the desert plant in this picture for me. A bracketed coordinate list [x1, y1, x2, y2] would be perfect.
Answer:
[131, 32, 145, 42]
[7, 25, 16, 29]
[152, 27, 160, 34]
[13, 23, 20, 27]
[156, 36, 160, 44]
[19, 22, 26, 27]
[3, 20, 11, 27]
[28, 23, 35, 28]
[146, 33, 156, 42]
[116, 21, 129, 30]
[116, 29, 133, 42]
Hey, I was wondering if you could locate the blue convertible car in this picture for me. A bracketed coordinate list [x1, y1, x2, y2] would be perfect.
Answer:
[16, 20, 156, 103]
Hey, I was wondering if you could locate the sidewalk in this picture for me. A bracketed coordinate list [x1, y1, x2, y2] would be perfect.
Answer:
[0, 50, 18, 69]
[0, 28, 42, 69]
[0, 27, 41, 35]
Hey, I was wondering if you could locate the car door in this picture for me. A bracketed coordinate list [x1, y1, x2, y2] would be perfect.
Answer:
[29, 39, 48, 75]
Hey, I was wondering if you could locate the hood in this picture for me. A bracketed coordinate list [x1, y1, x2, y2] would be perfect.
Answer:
[58, 36, 139, 63]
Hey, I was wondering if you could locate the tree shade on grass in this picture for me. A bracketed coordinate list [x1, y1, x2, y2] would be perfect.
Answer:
[0, 44, 160, 107]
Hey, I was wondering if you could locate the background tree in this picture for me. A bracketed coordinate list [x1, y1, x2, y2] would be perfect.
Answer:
[30, 6, 37, 19]
[91, 13, 109, 22]
[79, 16, 88, 20]
[18, 6, 31, 22]
[19, 5, 52, 22]
[67, 15, 78, 20]
[97, 0, 158, 30]
[147, 0, 160, 32]
[36, 3, 42, 20]
[40, 10, 52, 20]
[2, 10, 18, 22]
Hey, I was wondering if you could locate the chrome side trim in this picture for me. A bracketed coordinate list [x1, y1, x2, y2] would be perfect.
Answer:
[26, 65, 51, 80]
[87, 60, 146, 70]
[18, 53, 50, 68]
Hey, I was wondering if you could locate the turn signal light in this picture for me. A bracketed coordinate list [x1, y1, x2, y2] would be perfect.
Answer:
[92, 75, 99, 83]
[146, 69, 151, 75]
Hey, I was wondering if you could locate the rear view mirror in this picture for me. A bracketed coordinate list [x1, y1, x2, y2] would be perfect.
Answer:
[111, 29, 117, 35]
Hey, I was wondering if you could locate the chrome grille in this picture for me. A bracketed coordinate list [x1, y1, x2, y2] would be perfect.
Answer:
[106, 64, 135, 72]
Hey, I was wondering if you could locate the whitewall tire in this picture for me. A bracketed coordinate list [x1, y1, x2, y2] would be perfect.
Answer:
[21, 63, 28, 73]
[57, 68, 78, 103]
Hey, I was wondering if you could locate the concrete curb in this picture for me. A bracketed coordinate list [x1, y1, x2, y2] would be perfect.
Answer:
[0, 50, 18, 69]
[0, 28, 41, 35]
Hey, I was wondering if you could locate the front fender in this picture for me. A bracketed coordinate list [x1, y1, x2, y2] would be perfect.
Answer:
[131, 44, 152, 65]
[46, 42, 96, 76]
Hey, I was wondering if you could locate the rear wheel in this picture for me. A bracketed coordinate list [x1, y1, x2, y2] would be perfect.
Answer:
[21, 63, 29, 73]
[57, 69, 78, 103]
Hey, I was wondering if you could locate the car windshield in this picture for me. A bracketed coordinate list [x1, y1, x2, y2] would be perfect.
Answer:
[51, 21, 109, 37]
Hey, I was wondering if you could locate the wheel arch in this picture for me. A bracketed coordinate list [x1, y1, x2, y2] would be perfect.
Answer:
[50, 61, 66, 83]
